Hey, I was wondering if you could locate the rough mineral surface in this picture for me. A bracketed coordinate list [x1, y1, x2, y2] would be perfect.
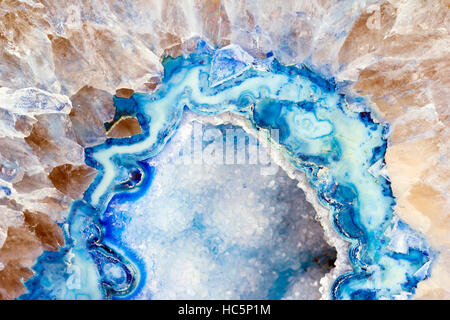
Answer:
[0, 85, 101, 298]
[0, 0, 448, 299]
[107, 117, 337, 299]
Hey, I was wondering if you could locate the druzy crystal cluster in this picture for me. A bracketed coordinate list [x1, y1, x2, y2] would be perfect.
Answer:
[0, 0, 448, 300]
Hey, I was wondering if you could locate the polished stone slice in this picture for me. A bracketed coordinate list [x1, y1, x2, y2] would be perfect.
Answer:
[23, 43, 432, 300]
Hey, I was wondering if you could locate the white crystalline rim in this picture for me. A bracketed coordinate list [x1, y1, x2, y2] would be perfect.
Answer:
[179, 110, 352, 300]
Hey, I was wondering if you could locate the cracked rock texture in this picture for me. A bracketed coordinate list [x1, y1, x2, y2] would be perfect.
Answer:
[0, 0, 448, 299]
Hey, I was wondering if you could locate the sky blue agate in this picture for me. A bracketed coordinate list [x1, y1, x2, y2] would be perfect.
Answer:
[21, 40, 433, 300]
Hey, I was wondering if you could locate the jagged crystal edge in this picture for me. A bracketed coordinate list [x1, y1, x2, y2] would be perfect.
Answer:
[175, 111, 352, 299]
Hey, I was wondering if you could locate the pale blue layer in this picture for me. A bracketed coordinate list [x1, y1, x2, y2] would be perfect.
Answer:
[21, 40, 432, 300]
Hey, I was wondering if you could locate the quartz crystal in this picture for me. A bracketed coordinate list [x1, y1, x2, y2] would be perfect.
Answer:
[0, 0, 448, 300]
